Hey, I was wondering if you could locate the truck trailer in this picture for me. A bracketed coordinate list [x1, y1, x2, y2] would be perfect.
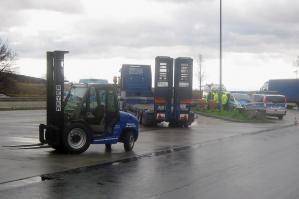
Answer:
[120, 56, 195, 127]
[119, 64, 155, 126]
[154, 56, 174, 123]
[261, 79, 299, 107]
[172, 57, 194, 127]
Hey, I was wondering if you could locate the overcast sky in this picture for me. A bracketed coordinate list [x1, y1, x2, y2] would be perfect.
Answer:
[0, 0, 298, 90]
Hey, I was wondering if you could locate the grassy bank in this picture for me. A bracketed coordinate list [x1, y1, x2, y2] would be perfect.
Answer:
[0, 73, 46, 97]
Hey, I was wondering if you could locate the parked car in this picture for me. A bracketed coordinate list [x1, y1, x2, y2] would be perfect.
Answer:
[252, 94, 287, 120]
[229, 93, 252, 110]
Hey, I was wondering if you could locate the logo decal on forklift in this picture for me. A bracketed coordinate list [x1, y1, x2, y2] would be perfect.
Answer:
[56, 85, 62, 111]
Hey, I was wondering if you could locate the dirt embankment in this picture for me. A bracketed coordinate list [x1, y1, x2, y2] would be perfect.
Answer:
[0, 72, 46, 97]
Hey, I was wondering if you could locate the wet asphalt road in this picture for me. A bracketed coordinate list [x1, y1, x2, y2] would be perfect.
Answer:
[1, 125, 299, 198]
[0, 110, 299, 198]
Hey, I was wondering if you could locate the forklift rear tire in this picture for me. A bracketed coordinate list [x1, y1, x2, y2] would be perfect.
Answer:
[62, 123, 91, 154]
[123, 130, 135, 152]
[105, 144, 112, 152]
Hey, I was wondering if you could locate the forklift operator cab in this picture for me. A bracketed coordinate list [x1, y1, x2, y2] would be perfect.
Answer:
[64, 84, 119, 135]
[39, 51, 139, 154]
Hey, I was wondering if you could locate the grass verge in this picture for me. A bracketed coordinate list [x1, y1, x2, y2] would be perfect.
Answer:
[195, 109, 270, 123]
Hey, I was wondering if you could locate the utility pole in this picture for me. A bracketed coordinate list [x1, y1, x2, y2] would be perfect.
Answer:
[218, 0, 223, 110]
[295, 56, 299, 79]
[198, 54, 202, 98]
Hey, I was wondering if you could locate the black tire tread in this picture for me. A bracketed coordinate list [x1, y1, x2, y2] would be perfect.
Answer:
[62, 123, 91, 154]
[123, 130, 135, 152]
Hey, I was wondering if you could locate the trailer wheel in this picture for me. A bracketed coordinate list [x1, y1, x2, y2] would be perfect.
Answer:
[123, 130, 135, 152]
[182, 123, 189, 128]
[62, 123, 91, 154]
[169, 122, 176, 128]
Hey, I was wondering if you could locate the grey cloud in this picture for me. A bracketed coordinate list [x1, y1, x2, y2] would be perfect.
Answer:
[2, 0, 299, 60]
[0, 0, 83, 32]
[149, 0, 212, 4]
[0, 0, 83, 13]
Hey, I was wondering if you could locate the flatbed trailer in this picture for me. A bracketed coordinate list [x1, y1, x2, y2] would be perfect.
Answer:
[119, 56, 195, 127]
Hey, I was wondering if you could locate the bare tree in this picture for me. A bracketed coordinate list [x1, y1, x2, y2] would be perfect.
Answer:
[0, 39, 16, 82]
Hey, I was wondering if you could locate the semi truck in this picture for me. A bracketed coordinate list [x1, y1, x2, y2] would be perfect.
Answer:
[120, 56, 194, 127]
[119, 64, 155, 126]
[39, 51, 139, 154]
[261, 79, 299, 107]
[120, 64, 153, 106]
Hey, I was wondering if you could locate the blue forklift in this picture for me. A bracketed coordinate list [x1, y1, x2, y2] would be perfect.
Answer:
[39, 51, 139, 154]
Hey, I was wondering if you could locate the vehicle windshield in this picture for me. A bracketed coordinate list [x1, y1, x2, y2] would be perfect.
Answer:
[64, 86, 88, 112]
[266, 95, 285, 103]
[232, 93, 251, 102]
[253, 95, 264, 102]
[79, 79, 108, 84]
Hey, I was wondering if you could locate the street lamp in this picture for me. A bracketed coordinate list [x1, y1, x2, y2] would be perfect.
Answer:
[198, 54, 203, 97]
[218, 0, 223, 109]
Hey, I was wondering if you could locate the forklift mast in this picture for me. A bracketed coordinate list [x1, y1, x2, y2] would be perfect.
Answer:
[46, 51, 69, 130]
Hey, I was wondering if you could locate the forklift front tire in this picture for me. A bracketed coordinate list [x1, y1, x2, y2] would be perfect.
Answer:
[105, 144, 112, 152]
[62, 123, 91, 154]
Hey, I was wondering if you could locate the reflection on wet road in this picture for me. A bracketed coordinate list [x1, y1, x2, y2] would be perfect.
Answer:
[1, 125, 299, 199]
